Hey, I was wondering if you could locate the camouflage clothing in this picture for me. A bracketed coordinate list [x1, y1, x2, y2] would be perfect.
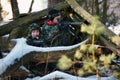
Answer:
[42, 20, 72, 47]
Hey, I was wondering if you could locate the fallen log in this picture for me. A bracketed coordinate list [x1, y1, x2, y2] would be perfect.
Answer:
[1, 50, 75, 77]
[65, 0, 120, 54]
[66, 0, 115, 37]
[100, 36, 120, 57]
[0, 38, 87, 77]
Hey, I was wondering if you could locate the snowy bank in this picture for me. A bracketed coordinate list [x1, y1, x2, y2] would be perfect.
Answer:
[0, 37, 88, 75]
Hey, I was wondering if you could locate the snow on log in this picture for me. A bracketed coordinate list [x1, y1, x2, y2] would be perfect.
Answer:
[0, 37, 88, 76]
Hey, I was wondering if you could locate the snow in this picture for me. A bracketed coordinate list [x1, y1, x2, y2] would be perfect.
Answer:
[2, 52, 8, 57]
[108, 24, 120, 35]
[0, 20, 12, 26]
[20, 66, 30, 73]
[26, 76, 41, 80]
[25, 71, 116, 80]
[2, 34, 9, 38]
[0, 37, 88, 75]
[98, 0, 103, 2]
[17, 0, 47, 13]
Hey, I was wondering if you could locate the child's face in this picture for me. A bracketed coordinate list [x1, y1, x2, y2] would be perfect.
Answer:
[31, 29, 40, 38]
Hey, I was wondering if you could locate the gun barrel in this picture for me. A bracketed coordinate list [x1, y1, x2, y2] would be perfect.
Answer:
[62, 22, 82, 25]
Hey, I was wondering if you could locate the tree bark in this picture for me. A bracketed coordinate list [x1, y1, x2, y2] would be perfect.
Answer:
[8, 25, 28, 40]
[0, 1, 69, 37]
[28, 0, 34, 13]
[10, 0, 20, 19]
[0, 1, 3, 21]
[102, 0, 107, 24]
[95, 0, 99, 15]
[1, 48, 76, 77]
[100, 36, 120, 57]
[48, 0, 64, 8]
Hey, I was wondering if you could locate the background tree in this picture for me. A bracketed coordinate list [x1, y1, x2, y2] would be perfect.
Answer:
[101, 0, 108, 24]
[28, 0, 34, 13]
[0, 0, 3, 21]
[10, 0, 20, 19]
[78, 0, 119, 26]
[48, 0, 64, 7]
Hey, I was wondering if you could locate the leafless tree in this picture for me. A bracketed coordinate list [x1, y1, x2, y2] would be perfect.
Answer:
[0, 0, 3, 21]
[48, 0, 64, 8]
[28, 0, 34, 13]
[10, 0, 20, 19]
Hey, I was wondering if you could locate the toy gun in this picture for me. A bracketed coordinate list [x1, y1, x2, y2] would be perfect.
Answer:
[60, 21, 83, 25]
[57, 20, 83, 34]
[57, 19, 83, 26]
[57, 20, 82, 29]
[58, 19, 83, 25]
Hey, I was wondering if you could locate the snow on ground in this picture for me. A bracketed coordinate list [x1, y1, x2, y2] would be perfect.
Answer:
[0, 37, 88, 75]
[108, 24, 120, 35]
[25, 71, 116, 80]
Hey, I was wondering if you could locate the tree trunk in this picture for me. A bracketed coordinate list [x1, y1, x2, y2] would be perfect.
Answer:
[0, 46, 2, 58]
[28, 0, 34, 13]
[95, 0, 99, 15]
[10, 0, 20, 19]
[102, 0, 107, 24]
[0, 1, 3, 21]
[91, 0, 95, 14]
[48, 0, 64, 8]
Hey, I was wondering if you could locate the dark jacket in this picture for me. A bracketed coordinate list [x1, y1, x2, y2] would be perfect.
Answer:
[42, 20, 71, 46]
[26, 36, 46, 47]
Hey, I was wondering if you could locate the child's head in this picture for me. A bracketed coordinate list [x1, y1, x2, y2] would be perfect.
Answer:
[48, 9, 61, 23]
[29, 23, 41, 38]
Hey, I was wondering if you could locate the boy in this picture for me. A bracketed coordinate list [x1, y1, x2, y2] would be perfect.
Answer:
[26, 23, 45, 47]
[42, 9, 71, 46]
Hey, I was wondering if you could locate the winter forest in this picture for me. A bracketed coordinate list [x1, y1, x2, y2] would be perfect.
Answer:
[0, 0, 120, 80]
